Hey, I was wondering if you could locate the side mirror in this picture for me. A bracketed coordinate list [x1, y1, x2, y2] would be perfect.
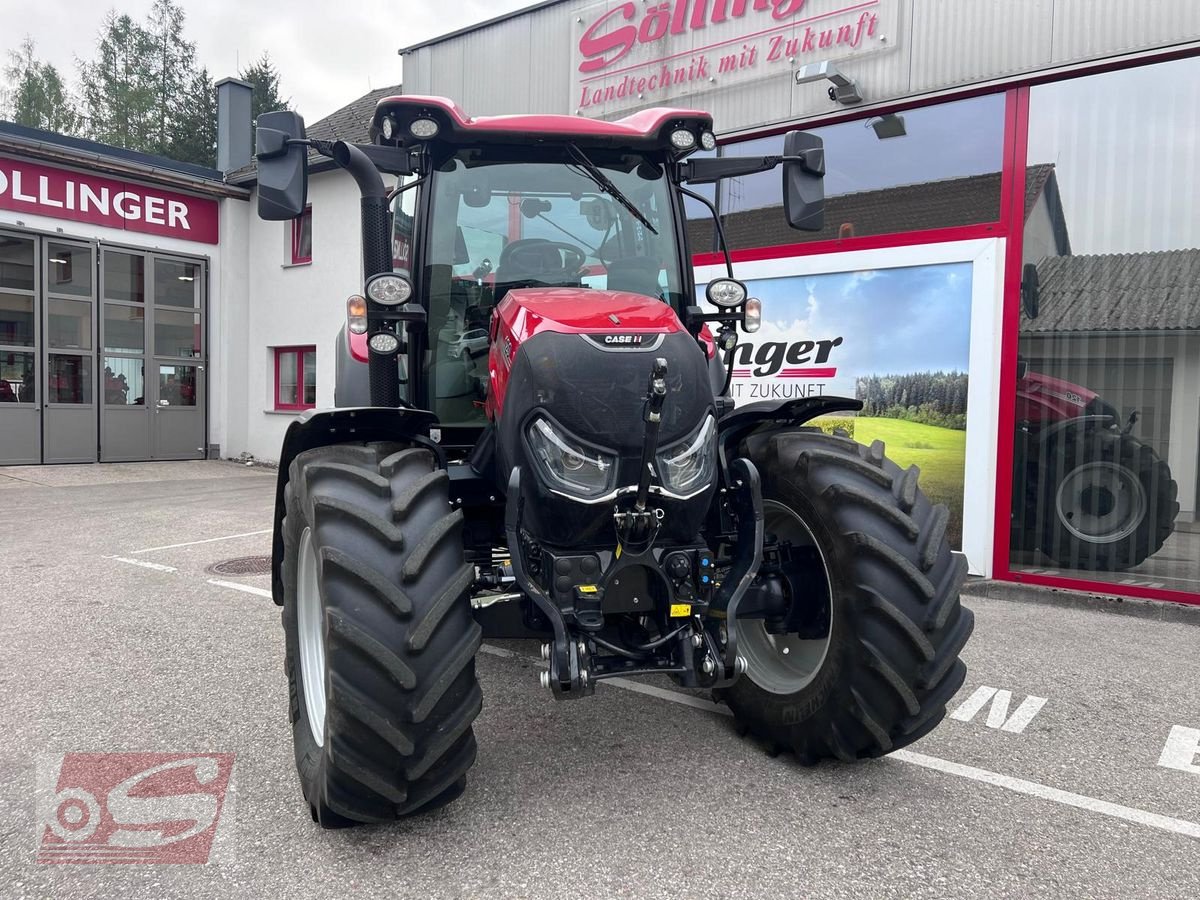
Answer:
[782, 130, 825, 231]
[256, 110, 308, 221]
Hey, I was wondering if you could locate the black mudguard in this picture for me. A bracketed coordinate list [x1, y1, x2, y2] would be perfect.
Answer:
[268, 406, 438, 605]
[716, 395, 863, 478]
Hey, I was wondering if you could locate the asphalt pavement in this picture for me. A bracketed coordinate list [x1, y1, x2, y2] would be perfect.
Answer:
[1, 461, 1198, 899]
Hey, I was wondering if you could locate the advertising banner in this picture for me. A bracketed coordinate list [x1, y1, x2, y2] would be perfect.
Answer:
[725, 262, 972, 548]
[0, 156, 219, 244]
[697, 240, 1002, 571]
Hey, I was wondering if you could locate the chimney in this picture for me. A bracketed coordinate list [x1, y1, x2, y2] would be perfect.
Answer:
[216, 77, 253, 173]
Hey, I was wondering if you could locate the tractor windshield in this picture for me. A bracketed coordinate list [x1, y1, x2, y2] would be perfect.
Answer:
[421, 150, 686, 427]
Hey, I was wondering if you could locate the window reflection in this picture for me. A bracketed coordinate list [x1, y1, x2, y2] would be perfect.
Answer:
[1011, 56, 1200, 594]
[154, 309, 201, 357]
[713, 93, 1006, 249]
[158, 364, 196, 407]
[47, 244, 93, 297]
[104, 304, 145, 354]
[0, 237, 35, 291]
[104, 252, 146, 303]
[47, 354, 92, 404]
[154, 260, 199, 307]
[48, 299, 92, 350]
[0, 351, 34, 403]
[0, 292, 35, 346]
[104, 357, 144, 405]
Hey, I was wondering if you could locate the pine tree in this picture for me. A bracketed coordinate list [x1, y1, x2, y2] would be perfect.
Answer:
[170, 67, 217, 167]
[78, 11, 157, 149]
[240, 52, 289, 152]
[145, 0, 196, 157]
[2, 37, 79, 133]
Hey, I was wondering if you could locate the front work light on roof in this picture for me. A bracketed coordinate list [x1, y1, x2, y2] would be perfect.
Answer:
[409, 117, 439, 139]
[670, 128, 696, 150]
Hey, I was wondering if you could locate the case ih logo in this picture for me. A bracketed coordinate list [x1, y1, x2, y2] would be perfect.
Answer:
[0, 157, 219, 244]
[604, 334, 645, 345]
[37, 753, 235, 864]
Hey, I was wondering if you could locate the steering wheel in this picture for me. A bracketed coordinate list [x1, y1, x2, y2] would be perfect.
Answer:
[498, 239, 587, 276]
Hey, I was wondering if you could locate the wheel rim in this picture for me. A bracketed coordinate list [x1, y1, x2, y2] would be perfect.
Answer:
[739, 500, 834, 695]
[296, 526, 327, 747]
[1055, 461, 1147, 544]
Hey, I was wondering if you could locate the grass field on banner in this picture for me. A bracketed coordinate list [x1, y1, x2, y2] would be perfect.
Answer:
[854, 417, 966, 550]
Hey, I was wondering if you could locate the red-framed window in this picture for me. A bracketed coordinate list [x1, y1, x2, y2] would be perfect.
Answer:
[291, 206, 313, 265]
[274, 346, 316, 411]
[693, 46, 1200, 606]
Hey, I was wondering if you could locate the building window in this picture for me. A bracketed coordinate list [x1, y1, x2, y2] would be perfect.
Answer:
[1008, 54, 1200, 597]
[274, 346, 316, 410]
[709, 92, 1007, 251]
[291, 207, 313, 265]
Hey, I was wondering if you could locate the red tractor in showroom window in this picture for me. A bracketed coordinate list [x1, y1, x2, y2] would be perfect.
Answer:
[254, 97, 972, 827]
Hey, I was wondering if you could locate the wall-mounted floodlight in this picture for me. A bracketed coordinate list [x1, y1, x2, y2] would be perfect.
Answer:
[870, 114, 906, 139]
[794, 61, 862, 105]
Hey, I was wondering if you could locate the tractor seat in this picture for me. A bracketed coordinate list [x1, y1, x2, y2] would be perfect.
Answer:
[494, 238, 581, 302]
[605, 256, 663, 299]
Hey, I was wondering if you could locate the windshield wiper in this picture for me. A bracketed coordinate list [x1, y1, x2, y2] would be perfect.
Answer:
[568, 144, 657, 235]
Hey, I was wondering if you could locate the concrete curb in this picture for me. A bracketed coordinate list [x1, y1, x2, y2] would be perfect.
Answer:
[960, 577, 1200, 626]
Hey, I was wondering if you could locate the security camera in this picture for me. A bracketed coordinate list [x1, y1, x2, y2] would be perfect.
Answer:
[794, 61, 862, 104]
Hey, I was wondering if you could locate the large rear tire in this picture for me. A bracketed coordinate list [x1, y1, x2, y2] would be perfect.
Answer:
[1033, 426, 1177, 571]
[281, 442, 482, 827]
[718, 430, 973, 762]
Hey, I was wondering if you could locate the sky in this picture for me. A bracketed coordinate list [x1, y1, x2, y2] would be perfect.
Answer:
[0, 0, 535, 122]
[741, 262, 974, 383]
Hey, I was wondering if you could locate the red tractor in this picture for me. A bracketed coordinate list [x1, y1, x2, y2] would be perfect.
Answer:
[254, 97, 972, 827]
[1012, 361, 1178, 570]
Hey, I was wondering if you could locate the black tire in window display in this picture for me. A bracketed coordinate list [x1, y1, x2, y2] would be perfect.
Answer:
[1027, 425, 1179, 571]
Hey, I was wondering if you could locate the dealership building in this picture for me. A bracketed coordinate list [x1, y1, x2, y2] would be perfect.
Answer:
[2, 0, 1199, 606]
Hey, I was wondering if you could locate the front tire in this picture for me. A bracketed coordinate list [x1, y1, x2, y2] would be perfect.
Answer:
[281, 442, 482, 827]
[718, 430, 973, 762]
[1033, 426, 1177, 571]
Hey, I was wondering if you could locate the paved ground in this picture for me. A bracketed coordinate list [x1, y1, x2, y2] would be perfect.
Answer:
[1, 461, 1199, 899]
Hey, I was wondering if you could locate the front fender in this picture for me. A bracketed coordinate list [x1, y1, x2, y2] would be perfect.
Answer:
[716, 395, 863, 479]
[268, 406, 438, 605]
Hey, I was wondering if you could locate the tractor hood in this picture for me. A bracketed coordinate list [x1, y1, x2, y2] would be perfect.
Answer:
[486, 286, 716, 546]
[497, 287, 687, 343]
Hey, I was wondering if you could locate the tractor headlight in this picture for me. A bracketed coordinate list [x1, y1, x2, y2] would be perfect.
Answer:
[527, 417, 617, 500]
[366, 273, 413, 306]
[706, 278, 747, 308]
[657, 414, 716, 496]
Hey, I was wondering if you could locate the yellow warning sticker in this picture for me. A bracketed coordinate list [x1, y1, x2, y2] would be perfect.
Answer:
[669, 603, 692, 618]
[578, 584, 598, 594]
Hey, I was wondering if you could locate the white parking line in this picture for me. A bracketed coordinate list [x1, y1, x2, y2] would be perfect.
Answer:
[207, 578, 273, 600]
[130, 529, 271, 554]
[106, 555, 178, 573]
[207, 579, 273, 599]
[476, 643, 1200, 842]
[892, 750, 1200, 840]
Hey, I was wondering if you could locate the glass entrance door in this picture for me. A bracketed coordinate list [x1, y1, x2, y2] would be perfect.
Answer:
[0, 232, 40, 464]
[43, 241, 97, 463]
[149, 257, 205, 460]
[100, 249, 150, 461]
[99, 248, 206, 461]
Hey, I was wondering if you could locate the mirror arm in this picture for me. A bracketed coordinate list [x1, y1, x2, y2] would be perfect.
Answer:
[675, 183, 734, 280]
